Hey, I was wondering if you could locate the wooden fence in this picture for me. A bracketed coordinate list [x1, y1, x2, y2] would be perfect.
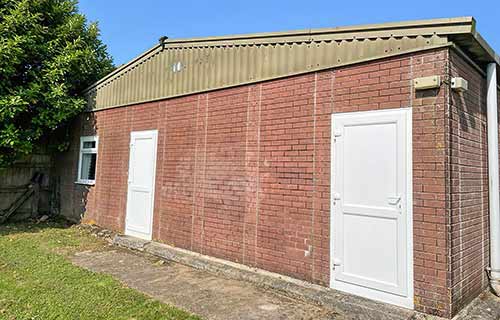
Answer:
[0, 153, 55, 221]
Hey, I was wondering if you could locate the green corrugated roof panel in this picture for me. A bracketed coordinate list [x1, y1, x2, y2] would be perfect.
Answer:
[84, 17, 498, 111]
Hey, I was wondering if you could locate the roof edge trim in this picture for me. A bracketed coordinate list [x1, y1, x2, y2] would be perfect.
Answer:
[83, 44, 161, 93]
[161, 16, 474, 43]
[472, 31, 500, 66]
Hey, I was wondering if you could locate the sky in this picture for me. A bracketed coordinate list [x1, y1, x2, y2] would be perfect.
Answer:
[79, 0, 500, 66]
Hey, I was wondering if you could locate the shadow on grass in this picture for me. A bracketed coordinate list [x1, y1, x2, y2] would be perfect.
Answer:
[0, 217, 76, 237]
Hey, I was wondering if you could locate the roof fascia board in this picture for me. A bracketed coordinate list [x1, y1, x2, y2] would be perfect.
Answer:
[162, 26, 469, 49]
[472, 31, 500, 66]
[162, 17, 474, 44]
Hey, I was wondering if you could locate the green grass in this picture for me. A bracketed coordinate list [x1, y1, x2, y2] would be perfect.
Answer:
[0, 220, 200, 320]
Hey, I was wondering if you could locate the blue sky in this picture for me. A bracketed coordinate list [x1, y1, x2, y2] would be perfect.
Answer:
[79, 0, 500, 66]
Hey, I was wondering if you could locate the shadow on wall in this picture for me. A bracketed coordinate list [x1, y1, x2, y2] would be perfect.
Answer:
[415, 85, 480, 133]
[52, 111, 98, 223]
[452, 89, 479, 133]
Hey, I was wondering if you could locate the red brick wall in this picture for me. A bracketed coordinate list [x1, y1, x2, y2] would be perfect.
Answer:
[447, 50, 491, 315]
[55, 48, 458, 316]
[411, 51, 449, 316]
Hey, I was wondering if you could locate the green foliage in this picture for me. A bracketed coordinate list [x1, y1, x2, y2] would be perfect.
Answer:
[0, 221, 200, 319]
[0, 0, 114, 166]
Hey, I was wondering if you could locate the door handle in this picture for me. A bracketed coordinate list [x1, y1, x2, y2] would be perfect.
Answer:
[387, 195, 402, 205]
[332, 258, 342, 270]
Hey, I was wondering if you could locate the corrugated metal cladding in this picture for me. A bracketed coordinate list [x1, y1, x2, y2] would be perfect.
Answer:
[85, 17, 479, 111]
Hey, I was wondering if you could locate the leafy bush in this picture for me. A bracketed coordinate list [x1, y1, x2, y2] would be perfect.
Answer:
[0, 0, 114, 166]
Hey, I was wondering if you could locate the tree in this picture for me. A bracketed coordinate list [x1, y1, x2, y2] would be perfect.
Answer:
[0, 0, 113, 166]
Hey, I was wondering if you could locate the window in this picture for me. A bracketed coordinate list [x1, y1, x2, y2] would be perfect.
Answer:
[77, 136, 98, 185]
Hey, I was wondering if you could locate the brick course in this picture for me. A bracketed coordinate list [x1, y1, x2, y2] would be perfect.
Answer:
[54, 48, 492, 318]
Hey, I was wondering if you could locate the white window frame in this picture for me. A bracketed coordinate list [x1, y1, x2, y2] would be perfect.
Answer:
[76, 135, 99, 185]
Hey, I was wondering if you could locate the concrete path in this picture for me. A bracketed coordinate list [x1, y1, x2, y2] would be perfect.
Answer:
[71, 246, 500, 320]
[72, 249, 339, 320]
[453, 291, 500, 320]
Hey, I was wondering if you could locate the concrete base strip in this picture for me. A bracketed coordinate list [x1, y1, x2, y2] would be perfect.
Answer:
[113, 234, 418, 320]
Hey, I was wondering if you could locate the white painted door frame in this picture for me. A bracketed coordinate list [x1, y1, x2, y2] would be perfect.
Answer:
[330, 108, 413, 309]
[125, 130, 158, 240]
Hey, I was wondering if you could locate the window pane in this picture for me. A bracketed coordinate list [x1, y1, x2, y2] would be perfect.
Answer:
[83, 141, 96, 149]
[80, 153, 97, 180]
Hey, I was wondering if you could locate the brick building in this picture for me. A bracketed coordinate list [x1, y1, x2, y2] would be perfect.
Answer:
[54, 17, 500, 317]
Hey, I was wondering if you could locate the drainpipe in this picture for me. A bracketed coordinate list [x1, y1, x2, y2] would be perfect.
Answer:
[487, 62, 500, 296]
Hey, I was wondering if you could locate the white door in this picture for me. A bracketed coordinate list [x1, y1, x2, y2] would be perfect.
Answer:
[125, 130, 158, 240]
[330, 108, 413, 308]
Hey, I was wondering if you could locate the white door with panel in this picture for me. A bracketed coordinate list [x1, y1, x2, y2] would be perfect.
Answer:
[330, 108, 413, 308]
[125, 130, 158, 240]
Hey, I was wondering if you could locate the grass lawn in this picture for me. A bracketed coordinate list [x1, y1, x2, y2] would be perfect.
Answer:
[0, 220, 200, 320]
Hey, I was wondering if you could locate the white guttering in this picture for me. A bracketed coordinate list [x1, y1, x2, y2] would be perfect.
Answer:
[487, 62, 500, 296]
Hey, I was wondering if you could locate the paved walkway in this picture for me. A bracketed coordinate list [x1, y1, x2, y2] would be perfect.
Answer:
[71, 247, 500, 320]
[72, 249, 338, 320]
[453, 291, 500, 320]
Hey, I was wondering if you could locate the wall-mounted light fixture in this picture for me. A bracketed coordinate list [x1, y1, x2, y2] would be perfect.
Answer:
[451, 77, 469, 92]
[413, 76, 441, 90]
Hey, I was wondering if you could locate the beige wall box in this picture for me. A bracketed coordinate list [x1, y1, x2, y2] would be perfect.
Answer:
[451, 77, 469, 92]
[413, 76, 441, 90]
